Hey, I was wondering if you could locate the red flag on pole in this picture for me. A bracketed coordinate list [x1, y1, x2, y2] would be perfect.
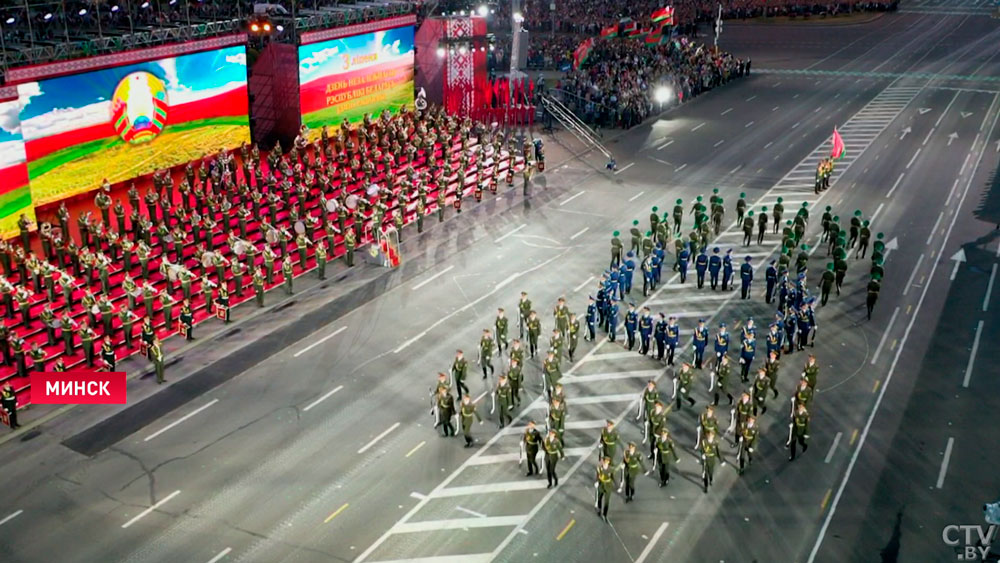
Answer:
[831, 128, 845, 160]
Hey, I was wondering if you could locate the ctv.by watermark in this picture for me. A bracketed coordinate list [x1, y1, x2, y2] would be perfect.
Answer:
[942, 503, 1000, 561]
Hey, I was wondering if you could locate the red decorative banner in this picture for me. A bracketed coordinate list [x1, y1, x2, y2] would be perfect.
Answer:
[30, 371, 128, 404]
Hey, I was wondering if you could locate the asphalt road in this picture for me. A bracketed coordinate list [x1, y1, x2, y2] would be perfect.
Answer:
[1, 10, 999, 563]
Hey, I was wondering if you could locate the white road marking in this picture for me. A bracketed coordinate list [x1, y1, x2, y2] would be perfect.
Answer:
[935, 91, 960, 128]
[144, 400, 218, 442]
[745, 121, 755, 128]
[412, 265, 455, 290]
[721, 108, 733, 116]
[395, 516, 525, 534]
[947, 178, 960, 205]
[729, 165, 743, 175]
[772, 106, 780, 112]
[814, 106, 823, 113]
[494, 225, 527, 243]
[358, 422, 401, 454]
[870, 307, 901, 365]
[906, 148, 921, 169]
[714, 140, 725, 148]
[792, 122, 800, 129]
[926, 212, 944, 246]
[573, 275, 594, 293]
[613, 162, 635, 175]
[691, 123, 705, 132]
[963, 321, 984, 388]
[122, 490, 181, 529]
[206, 548, 233, 563]
[570, 227, 589, 240]
[303, 385, 345, 412]
[746, 95, 757, 101]
[560, 191, 585, 206]
[409, 492, 427, 500]
[984, 263, 997, 311]
[870, 202, 885, 222]
[936, 437, 955, 489]
[294, 326, 348, 358]
[581, 351, 640, 361]
[629, 191, 645, 202]
[922, 127, 935, 145]
[0, 510, 23, 527]
[764, 141, 774, 149]
[903, 255, 925, 296]
[455, 506, 487, 518]
[675, 164, 687, 173]
[433, 481, 548, 498]
[886, 173, 905, 198]
[810, 91, 1000, 563]
[824, 432, 843, 464]
[635, 522, 670, 563]
[656, 140, 674, 151]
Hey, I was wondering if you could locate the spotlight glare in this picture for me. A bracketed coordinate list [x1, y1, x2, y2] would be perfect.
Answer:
[654, 86, 672, 104]
[140, 1, 149, 8]
[5, 17, 15, 24]
[513, 12, 524, 22]
[276, 24, 284, 32]
[459, 45, 467, 54]
[43, 12, 52, 21]
[111, 5, 119, 12]
[263, 22, 271, 31]
[477, 5, 488, 16]
[250, 22, 260, 32]
[78, 8, 87, 15]
[436, 47, 445, 57]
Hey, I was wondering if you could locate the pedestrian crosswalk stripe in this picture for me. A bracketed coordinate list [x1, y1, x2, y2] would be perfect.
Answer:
[755, 68, 999, 82]
[432, 481, 548, 498]
[468, 447, 592, 466]
[395, 516, 526, 534]
[583, 351, 641, 362]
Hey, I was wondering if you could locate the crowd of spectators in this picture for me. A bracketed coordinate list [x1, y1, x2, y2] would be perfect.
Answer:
[554, 37, 748, 129]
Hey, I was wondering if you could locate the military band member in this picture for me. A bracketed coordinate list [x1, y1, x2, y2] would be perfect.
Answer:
[151, 337, 166, 383]
[60, 313, 77, 357]
[28, 342, 46, 373]
[459, 394, 483, 447]
[180, 299, 194, 340]
[159, 291, 175, 330]
[282, 256, 294, 294]
[100, 337, 116, 371]
[521, 420, 542, 476]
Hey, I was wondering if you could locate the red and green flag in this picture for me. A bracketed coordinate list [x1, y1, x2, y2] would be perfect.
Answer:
[831, 128, 845, 160]
[600, 24, 618, 37]
[573, 37, 595, 69]
[651, 6, 674, 24]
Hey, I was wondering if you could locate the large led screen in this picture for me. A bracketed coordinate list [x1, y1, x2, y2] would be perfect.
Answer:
[0, 98, 35, 239]
[18, 45, 251, 206]
[298, 26, 415, 141]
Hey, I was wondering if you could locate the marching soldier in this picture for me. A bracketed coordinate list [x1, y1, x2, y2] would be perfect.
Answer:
[672, 363, 696, 409]
[553, 297, 570, 338]
[867, 273, 881, 320]
[645, 401, 669, 459]
[711, 354, 733, 406]
[451, 349, 469, 396]
[282, 255, 294, 294]
[752, 368, 770, 415]
[253, 268, 266, 307]
[697, 405, 721, 452]
[542, 351, 561, 399]
[508, 358, 524, 407]
[737, 416, 760, 474]
[600, 419, 620, 462]
[518, 292, 532, 339]
[700, 430, 722, 493]
[436, 387, 456, 437]
[793, 377, 814, 411]
[787, 403, 811, 461]
[521, 420, 542, 476]
[610, 231, 623, 268]
[459, 394, 483, 447]
[527, 310, 541, 358]
[547, 396, 566, 446]
[638, 380, 659, 426]
[479, 329, 496, 380]
[802, 355, 819, 390]
[650, 428, 679, 487]
[595, 456, 615, 521]
[542, 429, 565, 488]
[567, 313, 580, 361]
[765, 350, 781, 399]
[742, 211, 755, 246]
[495, 308, 509, 353]
[692, 318, 709, 369]
[619, 442, 645, 502]
[492, 373, 513, 429]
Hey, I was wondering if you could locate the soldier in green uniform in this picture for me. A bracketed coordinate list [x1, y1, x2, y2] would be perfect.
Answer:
[217, 286, 230, 323]
[595, 456, 615, 521]
[436, 190, 446, 223]
[141, 283, 157, 320]
[27, 342, 46, 373]
[697, 405, 720, 450]
[742, 211, 755, 246]
[459, 394, 483, 447]
[856, 220, 872, 259]
[765, 350, 781, 398]
[651, 428, 680, 487]
[1, 382, 20, 429]
[507, 358, 523, 407]
[231, 259, 246, 296]
[151, 337, 166, 383]
[100, 337, 115, 371]
[802, 355, 819, 390]
[629, 220, 642, 255]
[39, 305, 56, 347]
[610, 231, 623, 268]
[140, 318, 155, 359]
[787, 403, 810, 461]
[179, 299, 194, 340]
[672, 199, 684, 234]
[521, 420, 542, 476]
[159, 291, 175, 330]
[416, 200, 426, 233]
[435, 387, 456, 436]
[494, 308, 509, 353]
[344, 228, 356, 267]
[866, 273, 881, 320]
[793, 377, 813, 411]
[672, 362, 696, 409]
[619, 442, 645, 502]
[314, 242, 327, 280]
[253, 268, 265, 307]
[542, 351, 561, 399]
[451, 349, 469, 396]
[542, 429, 564, 489]
[711, 354, 733, 406]
[119, 308, 137, 349]
[737, 416, 760, 474]
[80, 323, 96, 367]
[699, 429, 722, 493]
[479, 328, 495, 380]
[98, 296, 114, 337]
[649, 207, 660, 236]
[567, 313, 580, 361]
[282, 256, 294, 295]
[600, 419, 620, 463]
[517, 292, 532, 339]
[548, 328, 564, 364]
[752, 367, 770, 415]
[60, 313, 77, 357]
[818, 263, 836, 305]
[553, 297, 570, 339]
[526, 310, 541, 358]
[547, 396, 566, 445]
[772, 197, 785, 234]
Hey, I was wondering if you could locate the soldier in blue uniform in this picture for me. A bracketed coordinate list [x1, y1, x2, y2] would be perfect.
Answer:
[641, 255, 655, 296]
[739, 332, 757, 382]
[654, 313, 668, 362]
[677, 245, 690, 284]
[652, 243, 665, 285]
[624, 303, 638, 350]
[708, 247, 722, 290]
[585, 296, 598, 341]
[692, 318, 709, 369]
[639, 307, 653, 356]
[765, 260, 778, 303]
[622, 252, 635, 295]
[714, 323, 730, 371]
[797, 304, 813, 351]
[740, 256, 754, 299]
[596, 281, 608, 329]
[783, 306, 798, 355]
[665, 315, 680, 366]
[722, 249, 734, 290]
[695, 249, 709, 288]
[607, 298, 619, 342]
